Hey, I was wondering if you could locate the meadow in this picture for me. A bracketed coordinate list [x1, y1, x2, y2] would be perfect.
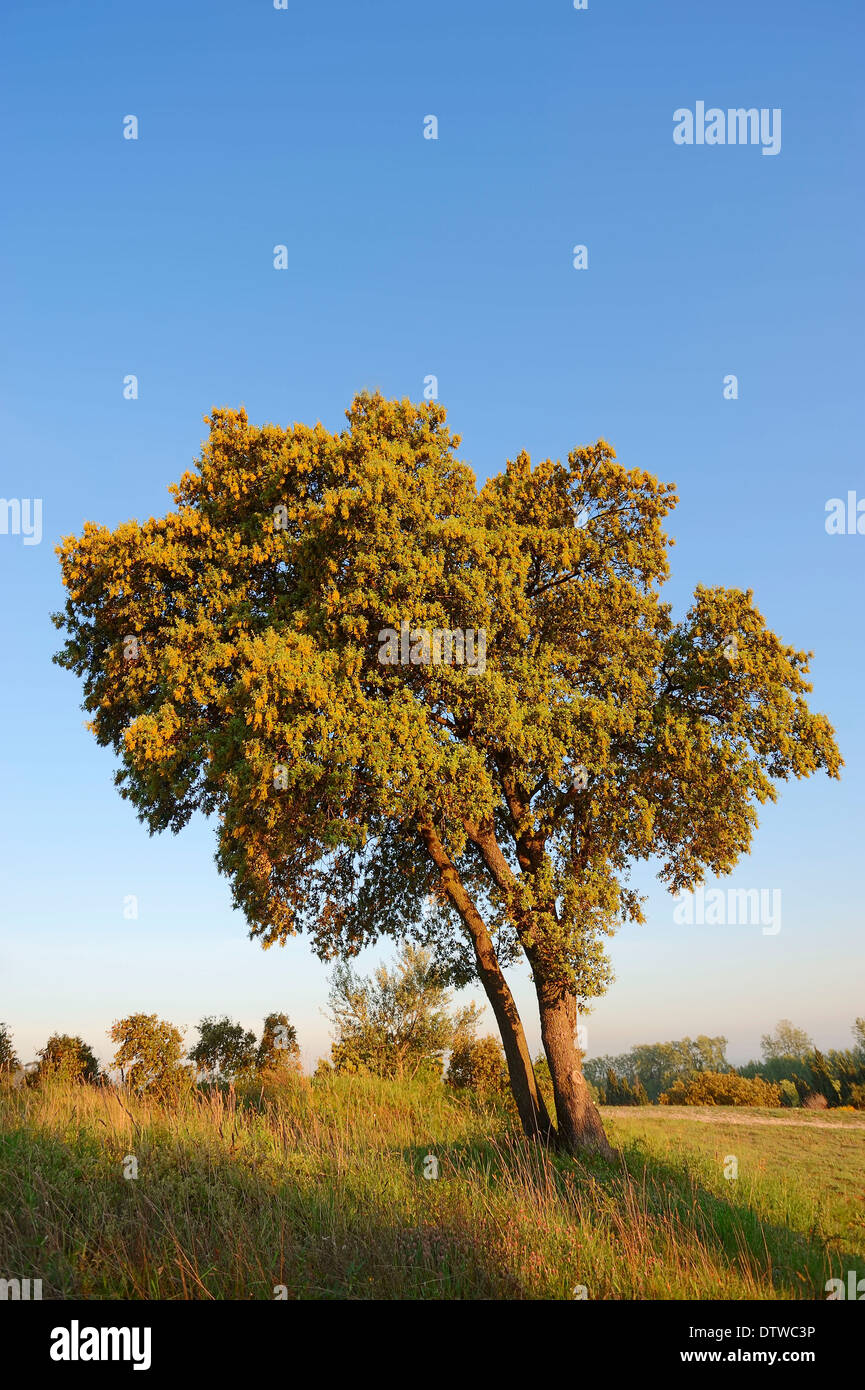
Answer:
[1, 1076, 862, 1301]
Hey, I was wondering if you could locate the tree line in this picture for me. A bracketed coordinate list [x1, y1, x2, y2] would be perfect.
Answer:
[3, 945, 861, 1111]
[0, 1011, 301, 1095]
[586, 1018, 865, 1108]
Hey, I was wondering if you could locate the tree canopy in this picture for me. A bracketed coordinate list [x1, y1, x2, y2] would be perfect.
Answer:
[189, 1016, 257, 1084]
[36, 1033, 99, 1084]
[109, 1013, 186, 1096]
[760, 1019, 814, 1061]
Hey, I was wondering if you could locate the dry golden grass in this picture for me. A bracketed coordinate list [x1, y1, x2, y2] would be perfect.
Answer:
[1, 1075, 861, 1299]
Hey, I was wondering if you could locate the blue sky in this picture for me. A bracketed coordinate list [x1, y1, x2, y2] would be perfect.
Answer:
[1, 0, 862, 1071]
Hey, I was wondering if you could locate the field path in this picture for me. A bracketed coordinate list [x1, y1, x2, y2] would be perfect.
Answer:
[603, 1106, 865, 1131]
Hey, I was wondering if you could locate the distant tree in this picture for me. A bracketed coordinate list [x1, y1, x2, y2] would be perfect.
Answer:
[327, 944, 472, 1081]
[189, 1016, 257, 1084]
[852, 1018, 865, 1062]
[686, 1035, 730, 1073]
[738, 1055, 811, 1089]
[822, 1049, 865, 1106]
[601, 1068, 650, 1106]
[760, 1020, 813, 1061]
[584, 1053, 635, 1091]
[806, 1049, 841, 1107]
[109, 1013, 187, 1096]
[256, 1012, 302, 1075]
[0, 1023, 19, 1075]
[36, 1033, 99, 1083]
[591, 1036, 729, 1102]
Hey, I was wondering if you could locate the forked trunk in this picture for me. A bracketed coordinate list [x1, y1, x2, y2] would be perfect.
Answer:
[537, 984, 615, 1159]
[417, 819, 555, 1144]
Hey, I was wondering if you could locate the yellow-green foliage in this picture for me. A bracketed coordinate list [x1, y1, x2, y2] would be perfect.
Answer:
[446, 1035, 509, 1097]
[53, 393, 841, 1003]
[659, 1071, 781, 1107]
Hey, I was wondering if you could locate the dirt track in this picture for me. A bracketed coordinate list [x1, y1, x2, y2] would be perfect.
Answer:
[602, 1106, 865, 1131]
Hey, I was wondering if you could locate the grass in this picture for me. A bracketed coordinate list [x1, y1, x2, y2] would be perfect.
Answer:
[0, 1076, 862, 1300]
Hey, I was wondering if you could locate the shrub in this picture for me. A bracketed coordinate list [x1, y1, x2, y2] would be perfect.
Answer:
[659, 1071, 780, 1107]
[446, 1035, 509, 1098]
[326, 945, 468, 1081]
[802, 1092, 828, 1111]
[848, 1082, 865, 1111]
[779, 1079, 800, 1108]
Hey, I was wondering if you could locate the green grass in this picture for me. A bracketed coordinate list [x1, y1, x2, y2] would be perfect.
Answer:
[1, 1077, 862, 1300]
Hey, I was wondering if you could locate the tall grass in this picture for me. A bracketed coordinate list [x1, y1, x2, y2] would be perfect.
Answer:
[0, 1075, 860, 1299]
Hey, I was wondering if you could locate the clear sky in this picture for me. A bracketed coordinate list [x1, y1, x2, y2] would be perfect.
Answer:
[1, 0, 862, 1072]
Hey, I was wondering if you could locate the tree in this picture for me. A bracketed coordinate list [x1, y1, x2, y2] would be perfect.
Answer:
[584, 1052, 635, 1091]
[0, 1023, 19, 1075]
[738, 1055, 811, 1090]
[760, 1020, 814, 1061]
[601, 1068, 650, 1106]
[53, 393, 842, 1155]
[327, 943, 472, 1080]
[256, 1012, 302, 1075]
[36, 1033, 99, 1083]
[189, 1015, 257, 1083]
[804, 1049, 840, 1107]
[109, 1013, 186, 1096]
[589, 1036, 729, 1102]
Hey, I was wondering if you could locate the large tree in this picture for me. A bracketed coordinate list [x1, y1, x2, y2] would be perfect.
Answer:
[54, 393, 841, 1155]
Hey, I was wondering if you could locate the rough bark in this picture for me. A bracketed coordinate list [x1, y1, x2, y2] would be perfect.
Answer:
[416, 818, 555, 1144]
[464, 792, 615, 1160]
[536, 982, 615, 1159]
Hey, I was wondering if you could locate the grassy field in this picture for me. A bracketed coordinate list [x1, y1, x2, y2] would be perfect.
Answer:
[1, 1076, 862, 1300]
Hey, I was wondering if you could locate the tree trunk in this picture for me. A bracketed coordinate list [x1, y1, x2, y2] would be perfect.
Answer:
[536, 982, 615, 1159]
[416, 819, 555, 1144]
